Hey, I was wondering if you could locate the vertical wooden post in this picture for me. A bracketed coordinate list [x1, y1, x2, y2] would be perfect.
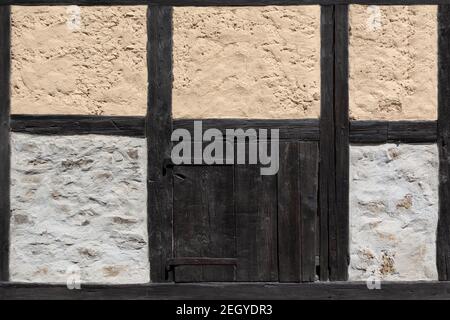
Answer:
[333, 4, 349, 281]
[147, 6, 174, 282]
[319, 5, 333, 281]
[319, 5, 349, 281]
[0, 6, 10, 282]
[438, 5, 450, 280]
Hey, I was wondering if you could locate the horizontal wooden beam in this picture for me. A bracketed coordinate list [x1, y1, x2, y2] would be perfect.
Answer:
[167, 258, 238, 267]
[165, 258, 238, 279]
[9, 116, 437, 143]
[349, 120, 437, 144]
[1, 281, 450, 300]
[10, 115, 145, 137]
[173, 119, 320, 141]
[175, 119, 437, 143]
[3, 0, 450, 6]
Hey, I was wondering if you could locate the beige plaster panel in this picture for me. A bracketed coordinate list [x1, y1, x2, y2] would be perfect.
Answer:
[349, 5, 437, 120]
[13, 6, 436, 120]
[11, 6, 147, 115]
[12, 6, 321, 118]
[172, 6, 321, 119]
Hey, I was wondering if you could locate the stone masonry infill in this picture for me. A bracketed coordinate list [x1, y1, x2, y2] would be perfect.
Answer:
[7, 135, 441, 282]
[349, 144, 439, 281]
[9, 133, 149, 284]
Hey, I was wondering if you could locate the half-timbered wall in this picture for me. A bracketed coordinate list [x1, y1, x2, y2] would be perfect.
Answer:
[0, 0, 449, 299]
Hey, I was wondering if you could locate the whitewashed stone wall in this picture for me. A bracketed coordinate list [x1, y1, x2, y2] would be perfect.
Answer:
[349, 144, 439, 281]
[9, 133, 149, 284]
[8, 134, 441, 283]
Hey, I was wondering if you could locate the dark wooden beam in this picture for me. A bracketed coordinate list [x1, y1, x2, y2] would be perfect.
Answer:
[388, 121, 437, 143]
[333, 4, 349, 281]
[0, 6, 10, 282]
[166, 257, 238, 281]
[438, 5, 450, 281]
[175, 119, 436, 143]
[173, 119, 319, 141]
[147, 6, 174, 283]
[10, 115, 145, 137]
[8, 116, 435, 143]
[319, 5, 333, 282]
[1, 282, 450, 300]
[3, 0, 450, 6]
[166, 257, 238, 267]
[319, 5, 349, 282]
[350, 121, 388, 143]
[350, 121, 437, 144]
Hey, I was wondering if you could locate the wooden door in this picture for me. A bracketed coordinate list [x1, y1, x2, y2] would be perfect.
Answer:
[169, 141, 319, 282]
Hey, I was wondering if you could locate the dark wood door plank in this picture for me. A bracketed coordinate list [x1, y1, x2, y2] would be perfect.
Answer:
[235, 164, 278, 281]
[173, 166, 236, 282]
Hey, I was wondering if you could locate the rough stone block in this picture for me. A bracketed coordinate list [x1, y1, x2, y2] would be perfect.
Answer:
[9, 133, 149, 284]
[349, 144, 438, 281]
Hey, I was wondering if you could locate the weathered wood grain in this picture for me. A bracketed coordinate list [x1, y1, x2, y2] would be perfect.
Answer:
[11, 115, 145, 137]
[332, 4, 349, 281]
[166, 257, 238, 267]
[8, 117, 436, 143]
[2, 282, 450, 300]
[277, 142, 302, 282]
[349, 121, 388, 143]
[172, 165, 236, 282]
[147, 6, 174, 282]
[319, 5, 349, 281]
[319, 5, 334, 282]
[235, 164, 278, 281]
[438, 5, 450, 281]
[388, 121, 437, 143]
[277, 142, 318, 282]
[0, 6, 10, 282]
[350, 121, 437, 144]
[299, 142, 319, 282]
[173, 119, 320, 142]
